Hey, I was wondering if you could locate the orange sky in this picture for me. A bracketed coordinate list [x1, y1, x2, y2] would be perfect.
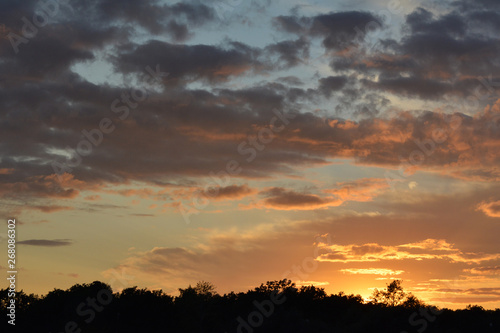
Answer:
[1, 0, 499, 310]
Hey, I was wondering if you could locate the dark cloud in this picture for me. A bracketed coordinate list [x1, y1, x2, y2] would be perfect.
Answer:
[452, 0, 500, 12]
[113, 40, 263, 85]
[274, 11, 383, 50]
[266, 37, 309, 68]
[258, 187, 339, 210]
[318, 76, 348, 98]
[309, 11, 383, 50]
[0, 0, 499, 212]
[0, 0, 43, 28]
[465, 266, 500, 275]
[74, 0, 214, 39]
[201, 184, 255, 200]
[405, 8, 466, 37]
[436, 287, 500, 297]
[362, 76, 452, 99]
[277, 76, 303, 86]
[273, 15, 307, 34]
[166, 20, 190, 42]
[0, 29, 95, 77]
[0, 174, 81, 200]
[1, 81, 499, 209]
[18, 239, 73, 246]
[329, 5, 500, 98]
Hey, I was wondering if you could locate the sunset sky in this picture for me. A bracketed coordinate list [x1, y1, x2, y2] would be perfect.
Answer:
[1, 0, 500, 310]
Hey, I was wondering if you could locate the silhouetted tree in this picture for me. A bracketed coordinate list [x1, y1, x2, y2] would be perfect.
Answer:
[254, 279, 297, 294]
[299, 285, 327, 300]
[371, 279, 415, 307]
[194, 281, 218, 297]
[2, 279, 498, 333]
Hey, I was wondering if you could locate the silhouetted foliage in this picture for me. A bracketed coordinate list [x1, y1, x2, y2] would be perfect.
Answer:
[1, 279, 498, 332]
[371, 279, 406, 306]
[194, 281, 218, 297]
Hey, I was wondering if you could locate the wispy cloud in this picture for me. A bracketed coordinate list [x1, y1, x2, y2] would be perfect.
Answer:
[340, 268, 404, 275]
[476, 200, 500, 218]
[18, 239, 73, 247]
[317, 239, 500, 264]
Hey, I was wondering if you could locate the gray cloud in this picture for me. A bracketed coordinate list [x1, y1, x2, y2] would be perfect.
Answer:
[113, 40, 264, 85]
[18, 239, 73, 246]
[274, 11, 383, 50]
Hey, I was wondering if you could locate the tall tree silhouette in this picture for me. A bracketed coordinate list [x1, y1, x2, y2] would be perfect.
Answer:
[371, 280, 419, 307]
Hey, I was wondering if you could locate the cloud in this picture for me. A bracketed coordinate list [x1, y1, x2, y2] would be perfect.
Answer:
[246, 178, 390, 211]
[0, 173, 83, 199]
[113, 40, 263, 85]
[317, 239, 500, 264]
[274, 11, 383, 50]
[0, 168, 14, 174]
[325, 178, 389, 203]
[31, 205, 74, 213]
[295, 280, 330, 287]
[84, 195, 101, 201]
[1, 98, 499, 212]
[399, 239, 456, 251]
[0, 0, 499, 217]
[435, 287, 500, 297]
[464, 266, 500, 275]
[104, 188, 170, 201]
[340, 268, 404, 275]
[18, 239, 73, 246]
[476, 200, 500, 218]
[332, 5, 500, 98]
[74, 0, 215, 40]
[265, 37, 309, 68]
[101, 226, 319, 293]
[256, 187, 342, 210]
[57, 272, 79, 278]
[318, 76, 348, 98]
[201, 184, 256, 201]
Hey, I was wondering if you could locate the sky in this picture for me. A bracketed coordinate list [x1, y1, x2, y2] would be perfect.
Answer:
[1, 0, 500, 310]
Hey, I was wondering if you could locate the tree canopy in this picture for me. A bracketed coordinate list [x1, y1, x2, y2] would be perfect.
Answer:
[1, 279, 498, 333]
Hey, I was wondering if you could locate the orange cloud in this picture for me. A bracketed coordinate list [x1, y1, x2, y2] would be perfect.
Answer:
[399, 239, 456, 251]
[0, 173, 83, 199]
[104, 187, 171, 202]
[326, 178, 389, 202]
[247, 178, 390, 211]
[84, 195, 101, 201]
[317, 239, 500, 264]
[295, 280, 330, 287]
[476, 200, 500, 218]
[340, 268, 404, 275]
[463, 266, 500, 275]
[0, 168, 14, 175]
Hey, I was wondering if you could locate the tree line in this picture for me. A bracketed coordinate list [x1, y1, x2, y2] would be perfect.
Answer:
[1, 279, 498, 332]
